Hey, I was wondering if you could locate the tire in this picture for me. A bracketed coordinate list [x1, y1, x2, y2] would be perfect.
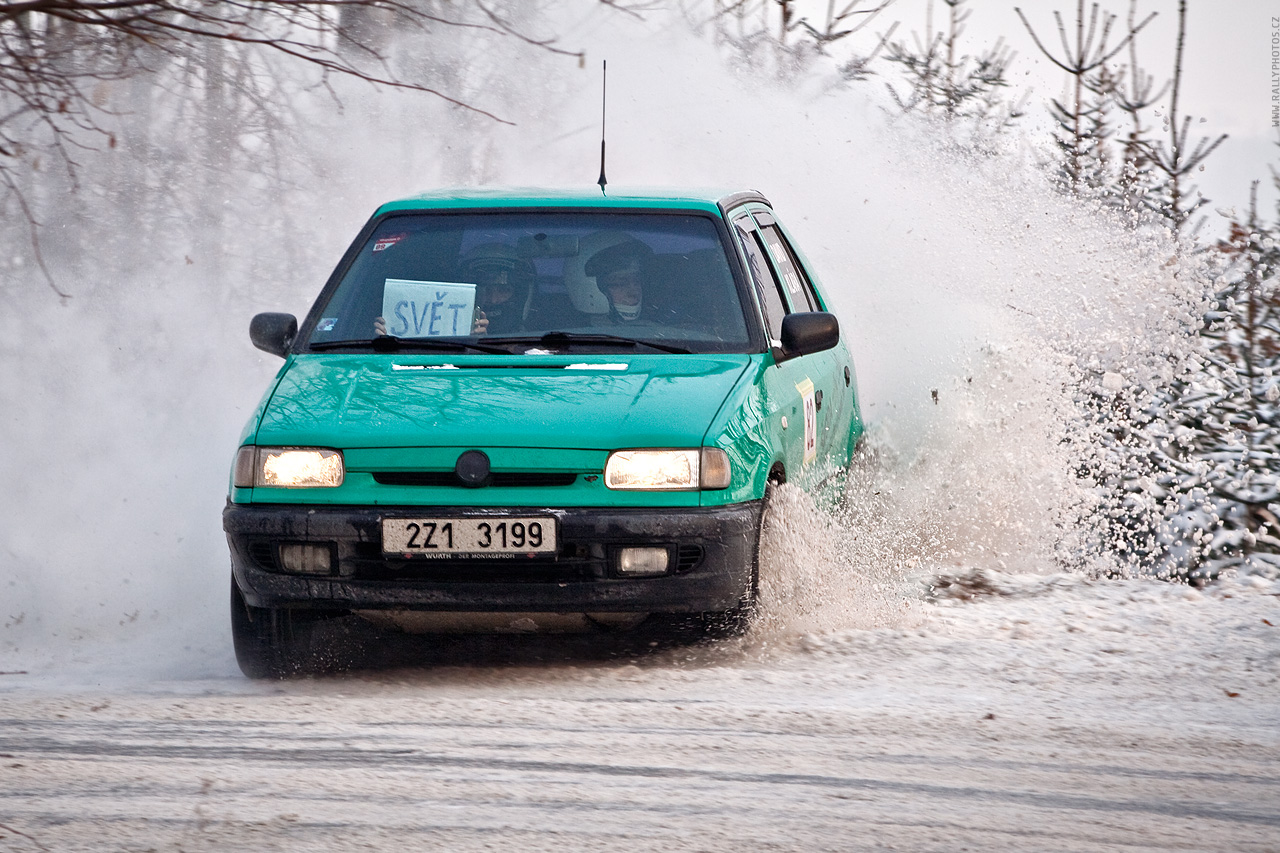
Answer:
[685, 480, 774, 639]
[697, 589, 757, 638]
[230, 579, 329, 679]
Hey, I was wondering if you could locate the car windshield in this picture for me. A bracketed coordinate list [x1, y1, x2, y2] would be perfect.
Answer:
[306, 211, 752, 354]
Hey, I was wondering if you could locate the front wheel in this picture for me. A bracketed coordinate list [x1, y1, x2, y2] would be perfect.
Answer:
[230, 579, 337, 678]
[675, 484, 772, 640]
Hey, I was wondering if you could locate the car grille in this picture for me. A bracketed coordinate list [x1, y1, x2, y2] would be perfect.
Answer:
[372, 472, 578, 487]
[675, 545, 704, 571]
[350, 543, 704, 583]
[243, 539, 704, 582]
[248, 541, 278, 570]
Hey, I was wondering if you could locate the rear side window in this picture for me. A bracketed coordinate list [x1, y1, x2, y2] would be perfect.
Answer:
[733, 215, 789, 344]
[760, 224, 819, 312]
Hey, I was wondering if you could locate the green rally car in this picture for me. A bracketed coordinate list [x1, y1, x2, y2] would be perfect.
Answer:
[225, 187, 864, 677]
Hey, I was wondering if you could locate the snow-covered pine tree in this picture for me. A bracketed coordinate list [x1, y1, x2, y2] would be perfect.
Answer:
[1016, 1, 1153, 196]
[1130, 0, 1226, 237]
[884, 0, 1021, 137]
[1142, 184, 1280, 579]
[1053, 63, 1119, 196]
[1109, 1, 1169, 222]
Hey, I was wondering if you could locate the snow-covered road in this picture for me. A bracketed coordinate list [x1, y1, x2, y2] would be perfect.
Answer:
[1, 12, 1278, 848]
[2, 573, 1276, 852]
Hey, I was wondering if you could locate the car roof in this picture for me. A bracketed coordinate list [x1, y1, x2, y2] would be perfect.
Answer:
[375, 186, 772, 216]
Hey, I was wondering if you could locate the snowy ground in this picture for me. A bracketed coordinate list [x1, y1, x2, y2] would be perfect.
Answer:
[1, 10, 1278, 850]
[1, 570, 1277, 851]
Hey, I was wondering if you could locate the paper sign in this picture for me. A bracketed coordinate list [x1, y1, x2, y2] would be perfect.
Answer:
[382, 279, 477, 338]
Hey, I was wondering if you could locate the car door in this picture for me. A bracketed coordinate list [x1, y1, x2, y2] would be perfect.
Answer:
[728, 206, 841, 485]
[755, 211, 857, 467]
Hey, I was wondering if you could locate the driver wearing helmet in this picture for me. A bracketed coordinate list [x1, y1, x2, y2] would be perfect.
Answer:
[460, 243, 532, 336]
[584, 238, 653, 324]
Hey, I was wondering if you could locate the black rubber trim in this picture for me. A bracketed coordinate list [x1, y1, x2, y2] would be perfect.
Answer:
[372, 472, 577, 488]
[225, 501, 762, 614]
[717, 190, 772, 216]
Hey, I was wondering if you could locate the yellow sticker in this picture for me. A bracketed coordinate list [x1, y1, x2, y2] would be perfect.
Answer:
[795, 377, 817, 465]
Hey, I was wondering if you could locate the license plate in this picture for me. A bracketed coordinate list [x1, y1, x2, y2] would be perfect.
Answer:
[382, 517, 556, 556]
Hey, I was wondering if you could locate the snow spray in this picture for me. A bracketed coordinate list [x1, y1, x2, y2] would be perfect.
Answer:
[0, 5, 1203, 675]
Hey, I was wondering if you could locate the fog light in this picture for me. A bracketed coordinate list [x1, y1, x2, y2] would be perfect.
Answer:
[278, 543, 333, 575]
[615, 547, 669, 577]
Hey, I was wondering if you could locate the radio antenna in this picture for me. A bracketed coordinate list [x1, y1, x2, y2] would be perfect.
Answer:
[597, 59, 608, 195]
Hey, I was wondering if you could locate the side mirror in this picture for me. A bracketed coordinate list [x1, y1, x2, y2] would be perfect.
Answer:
[779, 312, 839, 361]
[250, 312, 297, 358]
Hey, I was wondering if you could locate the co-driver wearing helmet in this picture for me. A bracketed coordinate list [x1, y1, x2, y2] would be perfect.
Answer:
[584, 238, 653, 324]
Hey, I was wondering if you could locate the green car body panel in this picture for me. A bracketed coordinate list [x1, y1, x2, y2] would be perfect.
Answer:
[223, 186, 863, 675]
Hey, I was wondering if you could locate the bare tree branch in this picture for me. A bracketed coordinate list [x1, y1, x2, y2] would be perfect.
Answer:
[475, 2, 584, 60]
[1014, 2, 1155, 77]
[1015, 1, 1156, 192]
[0, 0, 595, 295]
[1129, 0, 1227, 233]
[1, 165, 68, 299]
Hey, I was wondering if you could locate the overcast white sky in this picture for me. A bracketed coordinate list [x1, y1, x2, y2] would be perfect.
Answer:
[856, 0, 1278, 231]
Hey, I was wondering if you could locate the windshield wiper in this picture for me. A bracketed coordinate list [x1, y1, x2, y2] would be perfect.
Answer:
[484, 331, 692, 355]
[309, 336, 513, 355]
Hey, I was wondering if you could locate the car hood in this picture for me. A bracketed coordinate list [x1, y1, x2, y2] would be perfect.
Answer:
[254, 353, 752, 450]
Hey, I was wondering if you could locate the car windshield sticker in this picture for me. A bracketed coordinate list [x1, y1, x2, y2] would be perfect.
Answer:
[316, 317, 338, 332]
[565, 363, 629, 371]
[796, 377, 817, 465]
[382, 279, 477, 337]
[372, 233, 407, 252]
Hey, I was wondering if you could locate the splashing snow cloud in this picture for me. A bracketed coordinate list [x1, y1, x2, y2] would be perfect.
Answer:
[0, 5, 1201, 675]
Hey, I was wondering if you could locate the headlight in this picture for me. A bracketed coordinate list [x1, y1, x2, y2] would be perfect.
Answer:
[234, 446, 344, 488]
[604, 448, 730, 491]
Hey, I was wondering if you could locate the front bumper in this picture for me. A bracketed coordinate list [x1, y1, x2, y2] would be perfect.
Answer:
[224, 501, 763, 614]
